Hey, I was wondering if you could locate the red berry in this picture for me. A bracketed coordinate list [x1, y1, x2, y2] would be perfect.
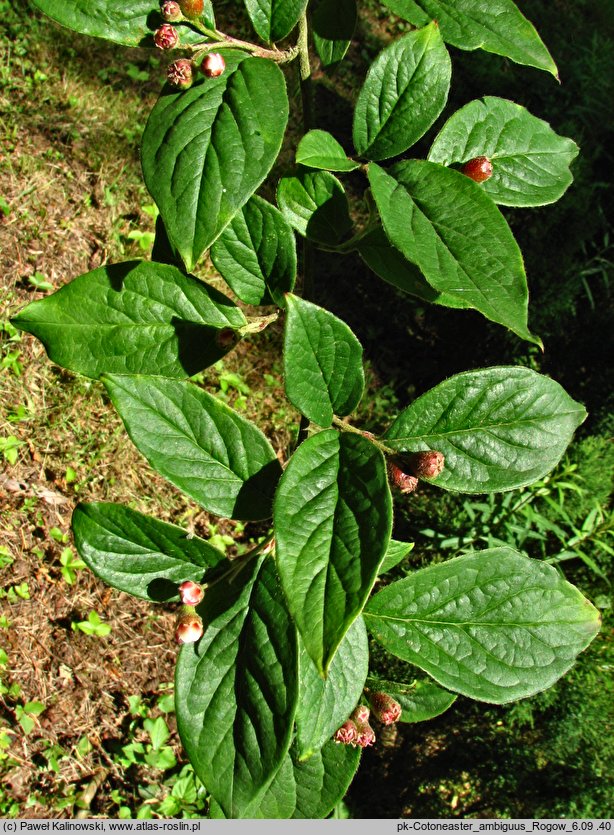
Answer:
[160, 0, 182, 22]
[179, 580, 204, 606]
[334, 720, 358, 745]
[354, 721, 376, 748]
[368, 691, 402, 725]
[461, 156, 493, 183]
[407, 450, 445, 480]
[167, 58, 194, 89]
[350, 704, 370, 724]
[180, 0, 204, 20]
[154, 24, 179, 50]
[175, 613, 203, 644]
[387, 461, 419, 494]
[201, 53, 226, 78]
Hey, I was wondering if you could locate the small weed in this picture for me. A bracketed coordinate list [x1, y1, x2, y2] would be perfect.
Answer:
[28, 271, 53, 291]
[59, 547, 86, 585]
[15, 700, 45, 735]
[71, 611, 112, 637]
[0, 582, 30, 602]
[0, 435, 25, 464]
[0, 547, 14, 570]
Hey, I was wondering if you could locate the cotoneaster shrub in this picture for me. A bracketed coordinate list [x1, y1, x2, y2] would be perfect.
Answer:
[12, 0, 600, 819]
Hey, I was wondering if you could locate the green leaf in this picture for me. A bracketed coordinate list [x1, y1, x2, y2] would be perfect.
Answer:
[274, 430, 392, 674]
[23, 701, 46, 716]
[255, 740, 361, 818]
[210, 195, 296, 307]
[378, 539, 414, 575]
[144, 717, 170, 751]
[364, 548, 601, 703]
[175, 555, 298, 818]
[381, 0, 558, 77]
[312, 0, 357, 67]
[357, 228, 470, 309]
[72, 503, 224, 602]
[296, 130, 360, 172]
[244, 0, 308, 42]
[296, 617, 369, 759]
[102, 375, 282, 520]
[142, 54, 288, 271]
[366, 678, 456, 722]
[277, 170, 352, 246]
[11, 261, 246, 379]
[368, 161, 539, 344]
[353, 23, 451, 161]
[30, 0, 206, 46]
[428, 97, 579, 207]
[384, 366, 587, 493]
[283, 295, 364, 426]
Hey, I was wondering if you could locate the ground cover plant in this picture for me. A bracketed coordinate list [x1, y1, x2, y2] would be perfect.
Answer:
[5, 0, 607, 819]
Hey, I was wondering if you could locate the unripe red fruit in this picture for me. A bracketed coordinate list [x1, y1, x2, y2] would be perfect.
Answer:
[179, 580, 204, 606]
[387, 461, 419, 494]
[461, 156, 493, 183]
[407, 450, 445, 480]
[167, 59, 194, 89]
[351, 704, 370, 725]
[154, 24, 179, 50]
[201, 53, 226, 78]
[160, 0, 182, 22]
[354, 721, 376, 748]
[334, 720, 358, 745]
[180, 0, 204, 20]
[175, 613, 203, 644]
[368, 691, 402, 725]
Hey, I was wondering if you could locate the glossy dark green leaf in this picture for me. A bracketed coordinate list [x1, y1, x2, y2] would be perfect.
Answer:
[176, 555, 298, 818]
[103, 375, 282, 520]
[365, 548, 600, 703]
[428, 97, 579, 207]
[210, 195, 296, 307]
[357, 228, 470, 309]
[296, 617, 369, 759]
[254, 740, 361, 818]
[11, 261, 246, 379]
[72, 502, 224, 602]
[30, 0, 206, 46]
[296, 130, 360, 172]
[284, 295, 364, 426]
[142, 53, 288, 271]
[244, 0, 308, 42]
[274, 430, 392, 674]
[353, 22, 451, 161]
[384, 366, 587, 493]
[277, 170, 352, 246]
[312, 0, 357, 67]
[381, 0, 558, 77]
[378, 539, 414, 575]
[368, 161, 539, 344]
[366, 677, 456, 722]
